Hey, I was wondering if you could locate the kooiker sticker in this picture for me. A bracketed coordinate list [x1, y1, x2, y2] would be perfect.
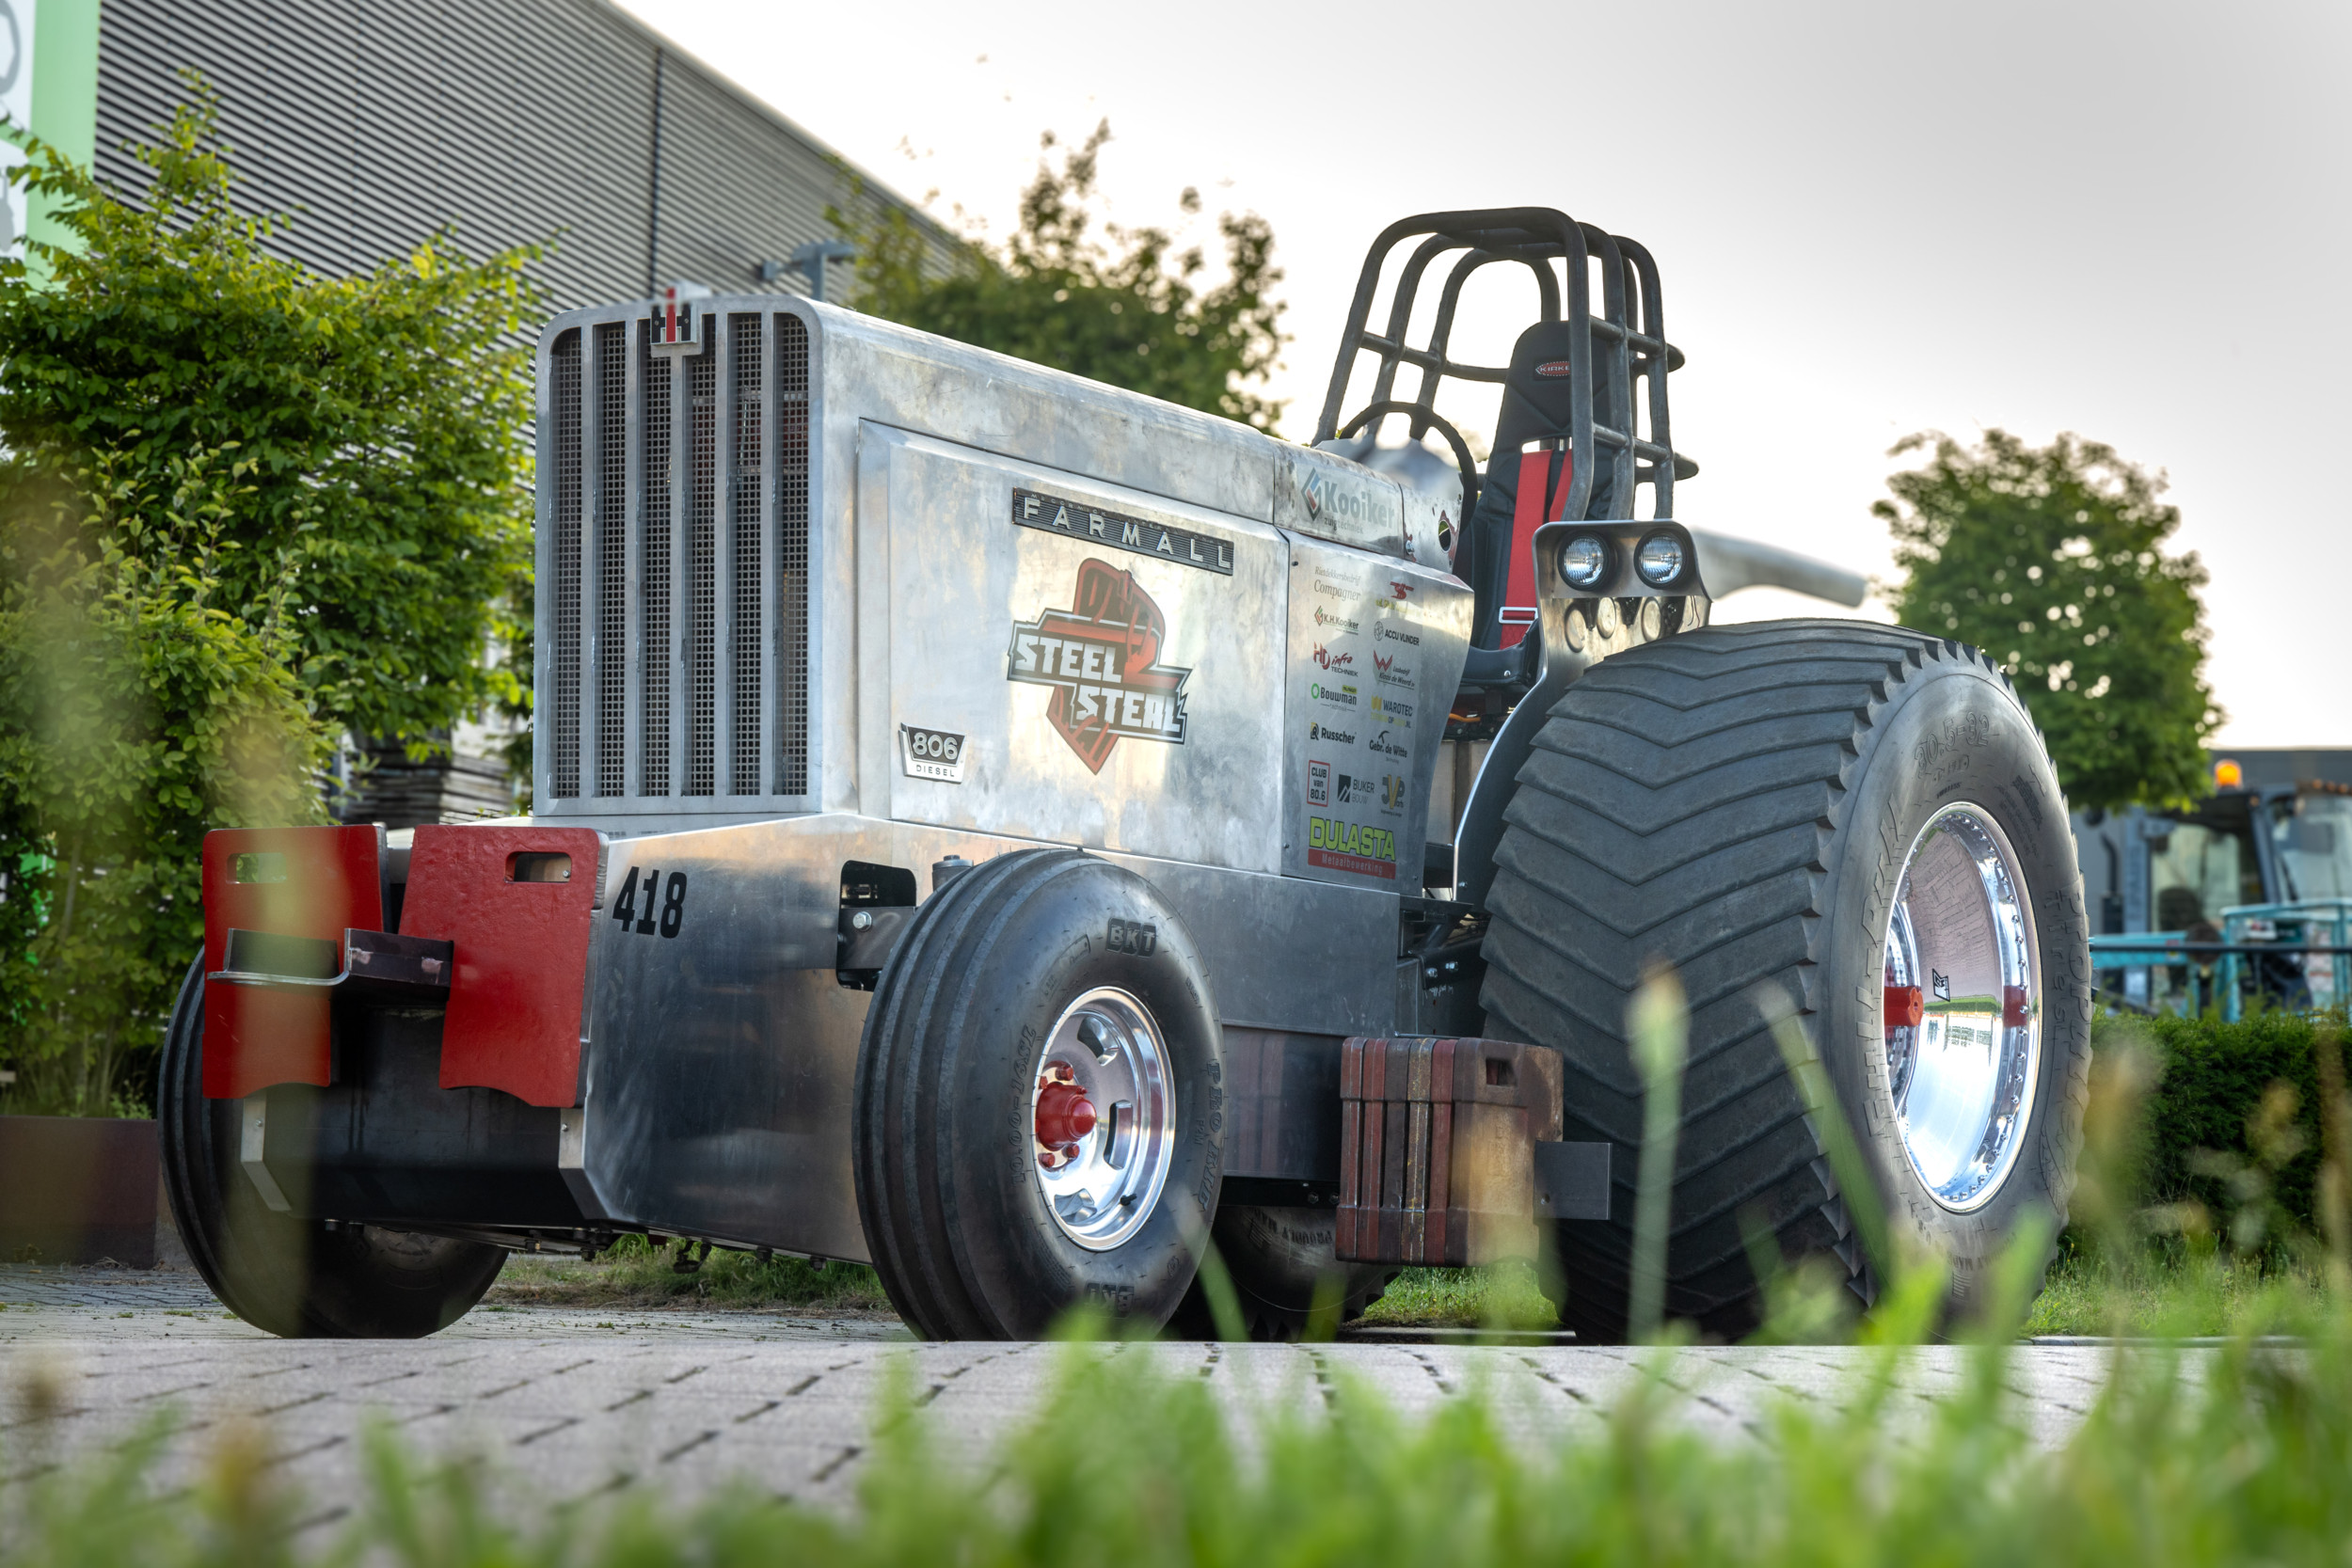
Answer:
[1009, 558, 1193, 774]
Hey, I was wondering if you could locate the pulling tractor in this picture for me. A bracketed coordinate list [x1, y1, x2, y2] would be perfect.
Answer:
[160, 209, 2091, 1341]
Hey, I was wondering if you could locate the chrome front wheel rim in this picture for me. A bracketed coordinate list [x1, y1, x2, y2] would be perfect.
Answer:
[1882, 803, 2042, 1212]
[1029, 988, 1175, 1250]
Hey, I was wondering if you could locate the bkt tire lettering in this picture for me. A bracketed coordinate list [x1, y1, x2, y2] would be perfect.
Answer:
[1106, 917, 1158, 955]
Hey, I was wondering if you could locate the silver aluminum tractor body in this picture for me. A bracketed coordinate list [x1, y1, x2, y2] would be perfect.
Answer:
[531, 296, 1477, 1266]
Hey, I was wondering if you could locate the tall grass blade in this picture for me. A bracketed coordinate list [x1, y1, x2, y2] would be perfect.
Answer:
[1628, 967, 1689, 1342]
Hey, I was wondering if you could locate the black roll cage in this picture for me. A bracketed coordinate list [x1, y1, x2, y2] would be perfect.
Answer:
[1312, 207, 1695, 542]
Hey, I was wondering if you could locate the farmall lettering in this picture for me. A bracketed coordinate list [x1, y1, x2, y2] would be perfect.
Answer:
[1009, 559, 1193, 774]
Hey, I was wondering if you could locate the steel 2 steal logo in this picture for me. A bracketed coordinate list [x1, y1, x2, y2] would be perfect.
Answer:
[1307, 816, 1397, 880]
[1009, 558, 1193, 774]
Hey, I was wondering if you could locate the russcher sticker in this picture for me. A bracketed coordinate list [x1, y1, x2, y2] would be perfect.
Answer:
[1308, 816, 1397, 879]
[899, 724, 968, 784]
[1009, 558, 1193, 774]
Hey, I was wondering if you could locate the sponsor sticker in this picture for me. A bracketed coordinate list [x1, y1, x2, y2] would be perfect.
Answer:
[1009, 559, 1193, 774]
[1309, 721, 1357, 745]
[1310, 680, 1359, 708]
[1012, 487, 1233, 576]
[1311, 642, 1354, 671]
[1308, 816, 1397, 879]
[899, 724, 968, 784]
[1307, 758, 1331, 807]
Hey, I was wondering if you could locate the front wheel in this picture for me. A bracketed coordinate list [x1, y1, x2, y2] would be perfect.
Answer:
[157, 958, 508, 1338]
[853, 849, 1227, 1338]
[1480, 621, 2090, 1340]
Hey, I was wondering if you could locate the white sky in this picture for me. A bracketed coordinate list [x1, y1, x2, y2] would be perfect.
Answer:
[621, 0, 2351, 747]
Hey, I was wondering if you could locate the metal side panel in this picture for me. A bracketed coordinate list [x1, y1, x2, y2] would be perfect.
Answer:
[1280, 539, 1474, 887]
[564, 813, 1399, 1257]
[860, 422, 1289, 875]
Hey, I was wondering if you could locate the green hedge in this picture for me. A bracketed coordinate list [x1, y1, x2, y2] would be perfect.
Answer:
[2106, 1006, 2350, 1232]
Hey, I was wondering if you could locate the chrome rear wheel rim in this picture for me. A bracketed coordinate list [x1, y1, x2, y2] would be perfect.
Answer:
[1882, 803, 2041, 1212]
[1029, 988, 1174, 1250]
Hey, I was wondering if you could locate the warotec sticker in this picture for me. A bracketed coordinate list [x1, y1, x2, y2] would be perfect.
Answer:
[1307, 816, 1397, 879]
[1009, 558, 1193, 774]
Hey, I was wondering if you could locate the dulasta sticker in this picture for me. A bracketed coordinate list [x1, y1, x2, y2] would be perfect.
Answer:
[1009, 559, 1193, 774]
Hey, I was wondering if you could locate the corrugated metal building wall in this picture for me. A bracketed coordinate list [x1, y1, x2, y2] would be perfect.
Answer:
[92, 0, 946, 309]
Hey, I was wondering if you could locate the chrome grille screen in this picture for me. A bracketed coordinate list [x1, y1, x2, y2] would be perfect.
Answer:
[537, 307, 814, 814]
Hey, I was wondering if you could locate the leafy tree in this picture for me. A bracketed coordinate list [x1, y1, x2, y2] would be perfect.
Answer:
[1878, 429, 2218, 811]
[0, 81, 541, 1112]
[0, 450, 335, 1115]
[834, 122, 1287, 431]
[0, 80, 541, 747]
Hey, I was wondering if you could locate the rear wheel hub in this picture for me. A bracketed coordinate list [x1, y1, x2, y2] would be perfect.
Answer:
[1882, 803, 2042, 1212]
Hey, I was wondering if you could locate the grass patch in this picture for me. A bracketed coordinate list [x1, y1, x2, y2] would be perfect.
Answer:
[487, 1236, 891, 1315]
[1355, 1261, 1561, 1330]
[2022, 1245, 2330, 1338]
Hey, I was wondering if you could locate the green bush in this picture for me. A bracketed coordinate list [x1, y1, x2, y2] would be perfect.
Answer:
[2108, 1007, 2349, 1237]
[0, 79, 543, 1112]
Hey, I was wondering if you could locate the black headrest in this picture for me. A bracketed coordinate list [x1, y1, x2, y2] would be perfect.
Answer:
[1492, 321, 1581, 456]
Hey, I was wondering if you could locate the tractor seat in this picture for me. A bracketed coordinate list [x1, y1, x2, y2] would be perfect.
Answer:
[1462, 322, 1582, 651]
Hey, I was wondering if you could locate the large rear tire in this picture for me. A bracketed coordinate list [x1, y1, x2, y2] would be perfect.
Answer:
[1480, 621, 2090, 1340]
[853, 849, 1226, 1339]
[157, 958, 508, 1338]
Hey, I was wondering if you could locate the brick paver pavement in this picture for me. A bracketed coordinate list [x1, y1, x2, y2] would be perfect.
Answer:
[0, 1264, 2157, 1537]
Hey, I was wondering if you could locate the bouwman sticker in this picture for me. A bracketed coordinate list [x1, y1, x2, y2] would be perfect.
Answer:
[1008, 559, 1192, 774]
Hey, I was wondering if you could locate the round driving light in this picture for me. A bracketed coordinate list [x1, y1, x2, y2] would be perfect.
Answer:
[1636, 532, 1686, 586]
[1559, 535, 1610, 591]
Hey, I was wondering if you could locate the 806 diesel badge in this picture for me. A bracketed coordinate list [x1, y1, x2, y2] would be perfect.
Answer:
[899, 724, 968, 784]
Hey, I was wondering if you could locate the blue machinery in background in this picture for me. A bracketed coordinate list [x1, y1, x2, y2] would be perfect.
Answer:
[2089, 898, 2352, 1019]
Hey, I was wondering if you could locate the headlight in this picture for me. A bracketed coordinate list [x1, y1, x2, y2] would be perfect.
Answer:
[1636, 532, 1686, 587]
[1559, 535, 1611, 591]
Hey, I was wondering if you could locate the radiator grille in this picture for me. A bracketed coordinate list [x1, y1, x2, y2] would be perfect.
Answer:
[542, 305, 813, 813]
[777, 316, 810, 796]
[730, 314, 764, 796]
[687, 335, 718, 797]
[641, 339, 674, 797]
[549, 330, 582, 800]
[595, 322, 628, 799]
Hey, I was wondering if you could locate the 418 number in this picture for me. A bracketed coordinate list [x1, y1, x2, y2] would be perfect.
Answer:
[612, 866, 688, 938]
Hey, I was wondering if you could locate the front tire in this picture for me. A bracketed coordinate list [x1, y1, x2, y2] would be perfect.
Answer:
[157, 958, 508, 1338]
[853, 849, 1226, 1338]
[1480, 621, 2090, 1340]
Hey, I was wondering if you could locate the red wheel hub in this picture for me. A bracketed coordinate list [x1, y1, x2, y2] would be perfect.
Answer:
[1884, 985, 1925, 1029]
[1035, 1067, 1097, 1165]
[2003, 986, 2031, 1028]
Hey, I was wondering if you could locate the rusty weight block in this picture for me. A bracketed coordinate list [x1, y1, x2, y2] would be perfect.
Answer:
[1334, 1036, 1564, 1267]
